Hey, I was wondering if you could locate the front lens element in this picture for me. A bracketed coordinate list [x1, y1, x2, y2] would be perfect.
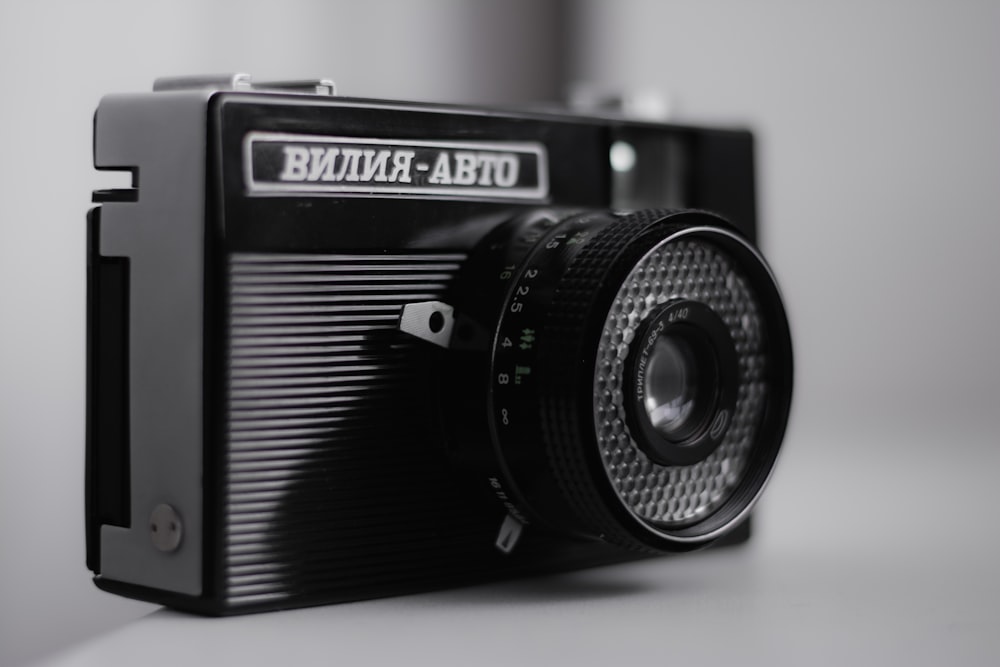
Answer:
[644, 334, 699, 436]
[624, 298, 740, 468]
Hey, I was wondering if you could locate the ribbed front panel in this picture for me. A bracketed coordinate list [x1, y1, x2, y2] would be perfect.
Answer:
[224, 252, 501, 610]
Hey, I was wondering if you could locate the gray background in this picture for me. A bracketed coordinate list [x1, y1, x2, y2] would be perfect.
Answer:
[1, 1, 998, 665]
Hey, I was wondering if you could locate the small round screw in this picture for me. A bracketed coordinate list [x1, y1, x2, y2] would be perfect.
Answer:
[150, 504, 183, 552]
[428, 310, 445, 333]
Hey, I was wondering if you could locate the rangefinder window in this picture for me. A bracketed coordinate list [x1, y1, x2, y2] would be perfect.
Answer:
[86, 75, 792, 615]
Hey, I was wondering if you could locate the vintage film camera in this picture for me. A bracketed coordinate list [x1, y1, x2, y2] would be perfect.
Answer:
[86, 74, 793, 614]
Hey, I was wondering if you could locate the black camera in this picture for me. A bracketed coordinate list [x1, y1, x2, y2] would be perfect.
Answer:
[86, 74, 793, 614]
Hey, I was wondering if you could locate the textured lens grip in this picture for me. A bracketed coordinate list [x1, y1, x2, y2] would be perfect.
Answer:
[538, 210, 697, 551]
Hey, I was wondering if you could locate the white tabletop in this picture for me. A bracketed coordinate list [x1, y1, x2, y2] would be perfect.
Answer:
[33, 422, 1000, 666]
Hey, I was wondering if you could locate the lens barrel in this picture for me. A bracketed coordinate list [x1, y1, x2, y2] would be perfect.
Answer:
[449, 209, 792, 553]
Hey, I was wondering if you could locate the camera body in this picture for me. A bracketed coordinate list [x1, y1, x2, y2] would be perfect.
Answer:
[86, 75, 791, 614]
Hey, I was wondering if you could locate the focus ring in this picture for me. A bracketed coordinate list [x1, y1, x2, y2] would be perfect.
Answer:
[539, 209, 699, 551]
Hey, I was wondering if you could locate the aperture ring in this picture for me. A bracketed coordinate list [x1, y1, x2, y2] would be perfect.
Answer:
[489, 211, 623, 535]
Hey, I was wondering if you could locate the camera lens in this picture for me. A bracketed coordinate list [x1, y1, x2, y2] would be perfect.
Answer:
[451, 208, 792, 553]
[623, 298, 740, 468]
[644, 334, 700, 436]
[639, 320, 717, 443]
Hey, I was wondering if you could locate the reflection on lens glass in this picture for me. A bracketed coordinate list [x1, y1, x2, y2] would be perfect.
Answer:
[644, 335, 698, 437]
